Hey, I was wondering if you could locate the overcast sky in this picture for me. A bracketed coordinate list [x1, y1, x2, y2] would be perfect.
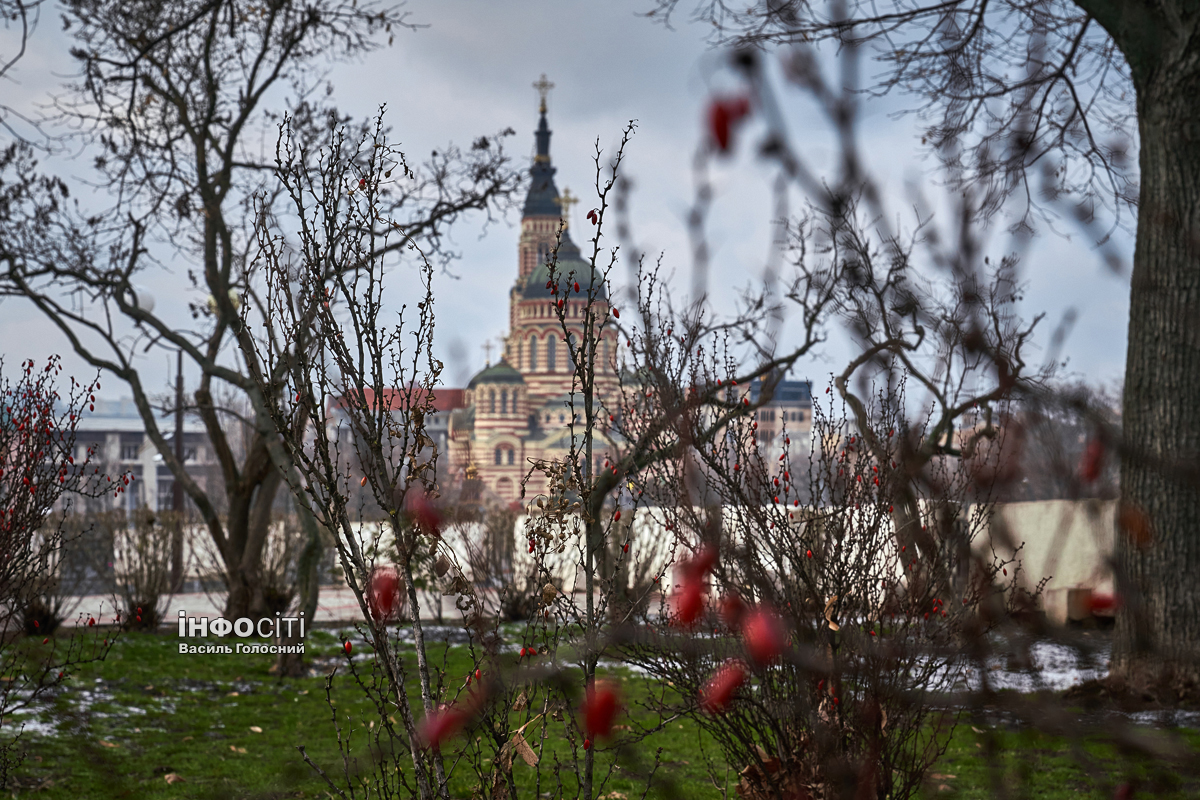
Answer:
[0, 0, 1133, 401]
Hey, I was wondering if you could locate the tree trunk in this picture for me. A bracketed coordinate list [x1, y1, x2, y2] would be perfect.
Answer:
[1113, 41, 1200, 688]
[275, 503, 324, 678]
[223, 469, 283, 620]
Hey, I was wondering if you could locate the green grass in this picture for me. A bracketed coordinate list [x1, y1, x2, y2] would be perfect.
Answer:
[927, 720, 1200, 799]
[6, 630, 1198, 799]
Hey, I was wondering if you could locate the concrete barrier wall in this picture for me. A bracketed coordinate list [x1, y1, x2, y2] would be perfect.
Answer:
[982, 499, 1115, 624]
[175, 499, 1118, 626]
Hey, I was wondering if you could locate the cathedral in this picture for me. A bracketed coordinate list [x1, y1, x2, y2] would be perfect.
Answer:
[446, 82, 619, 503]
[442, 79, 814, 505]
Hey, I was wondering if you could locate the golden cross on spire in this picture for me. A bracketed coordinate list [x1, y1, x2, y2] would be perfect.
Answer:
[481, 339, 494, 366]
[533, 73, 555, 113]
[555, 187, 579, 229]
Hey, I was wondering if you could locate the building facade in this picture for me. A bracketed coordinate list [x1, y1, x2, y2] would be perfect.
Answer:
[448, 96, 619, 502]
[71, 397, 214, 514]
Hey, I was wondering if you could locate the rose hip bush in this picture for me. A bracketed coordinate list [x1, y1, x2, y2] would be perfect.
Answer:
[0, 355, 122, 787]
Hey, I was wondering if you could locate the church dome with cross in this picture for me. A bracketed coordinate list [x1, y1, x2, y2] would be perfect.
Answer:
[446, 76, 619, 503]
[518, 231, 607, 301]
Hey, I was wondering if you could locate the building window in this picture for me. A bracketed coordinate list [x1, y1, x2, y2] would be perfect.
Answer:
[494, 447, 502, 465]
[489, 389, 496, 414]
[501, 389, 508, 414]
[529, 337, 538, 371]
[120, 443, 140, 461]
[507, 448, 515, 465]
[547, 337, 556, 372]
[518, 340, 523, 367]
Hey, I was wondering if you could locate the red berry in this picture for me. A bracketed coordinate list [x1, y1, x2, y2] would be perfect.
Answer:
[1080, 438, 1105, 483]
[583, 738, 592, 750]
[419, 707, 467, 748]
[699, 660, 748, 714]
[367, 566, 404, 622]
[344, 641, 353, 655]
[612, 308, 619, 319]
[742, 608, 786, 664]
[582, 683, 620, 738]
[673, 580, 705, 626]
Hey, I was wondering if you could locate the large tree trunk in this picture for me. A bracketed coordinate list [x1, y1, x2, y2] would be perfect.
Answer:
[1112, 39, 1200, 688]
[223, 468, 283, 620]
[275, 503, 324, 678]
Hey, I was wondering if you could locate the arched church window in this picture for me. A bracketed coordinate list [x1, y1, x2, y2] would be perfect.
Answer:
[489, 390, 496, 414]
[494, 447, 502, 465]
[529, 337, 538, 372]
[501, 390, 508, 414]
[547, 336, 556, 373]
[507, 448, 515, 465]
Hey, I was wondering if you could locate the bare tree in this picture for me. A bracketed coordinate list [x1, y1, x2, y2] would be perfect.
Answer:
[0, 0, 522, 621]
[648, 0, 1200, 688]
[0, 0, 47, 140]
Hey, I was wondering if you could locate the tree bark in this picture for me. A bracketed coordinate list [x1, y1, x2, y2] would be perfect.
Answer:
[275, 503, 324, 678]
[224, 466, 283, 620]
[1113, 29, 1200, 687]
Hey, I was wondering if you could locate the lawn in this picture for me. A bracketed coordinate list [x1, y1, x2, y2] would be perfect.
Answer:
[7, 629, 1198, 799]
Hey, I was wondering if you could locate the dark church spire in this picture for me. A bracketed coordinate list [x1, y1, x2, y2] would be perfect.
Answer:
[523, 74, 561, 218]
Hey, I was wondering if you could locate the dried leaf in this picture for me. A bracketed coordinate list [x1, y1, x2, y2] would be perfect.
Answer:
[249, 726, 263, 733]
[827, 620, 840, 632]
[512, 731, 539, 766]
[823, 595, 839, 621]
[164, 773, 185, 784]
[513, 691, 528, 711]
[498, 738, 515, 770]
[98, 740, 119, 748]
